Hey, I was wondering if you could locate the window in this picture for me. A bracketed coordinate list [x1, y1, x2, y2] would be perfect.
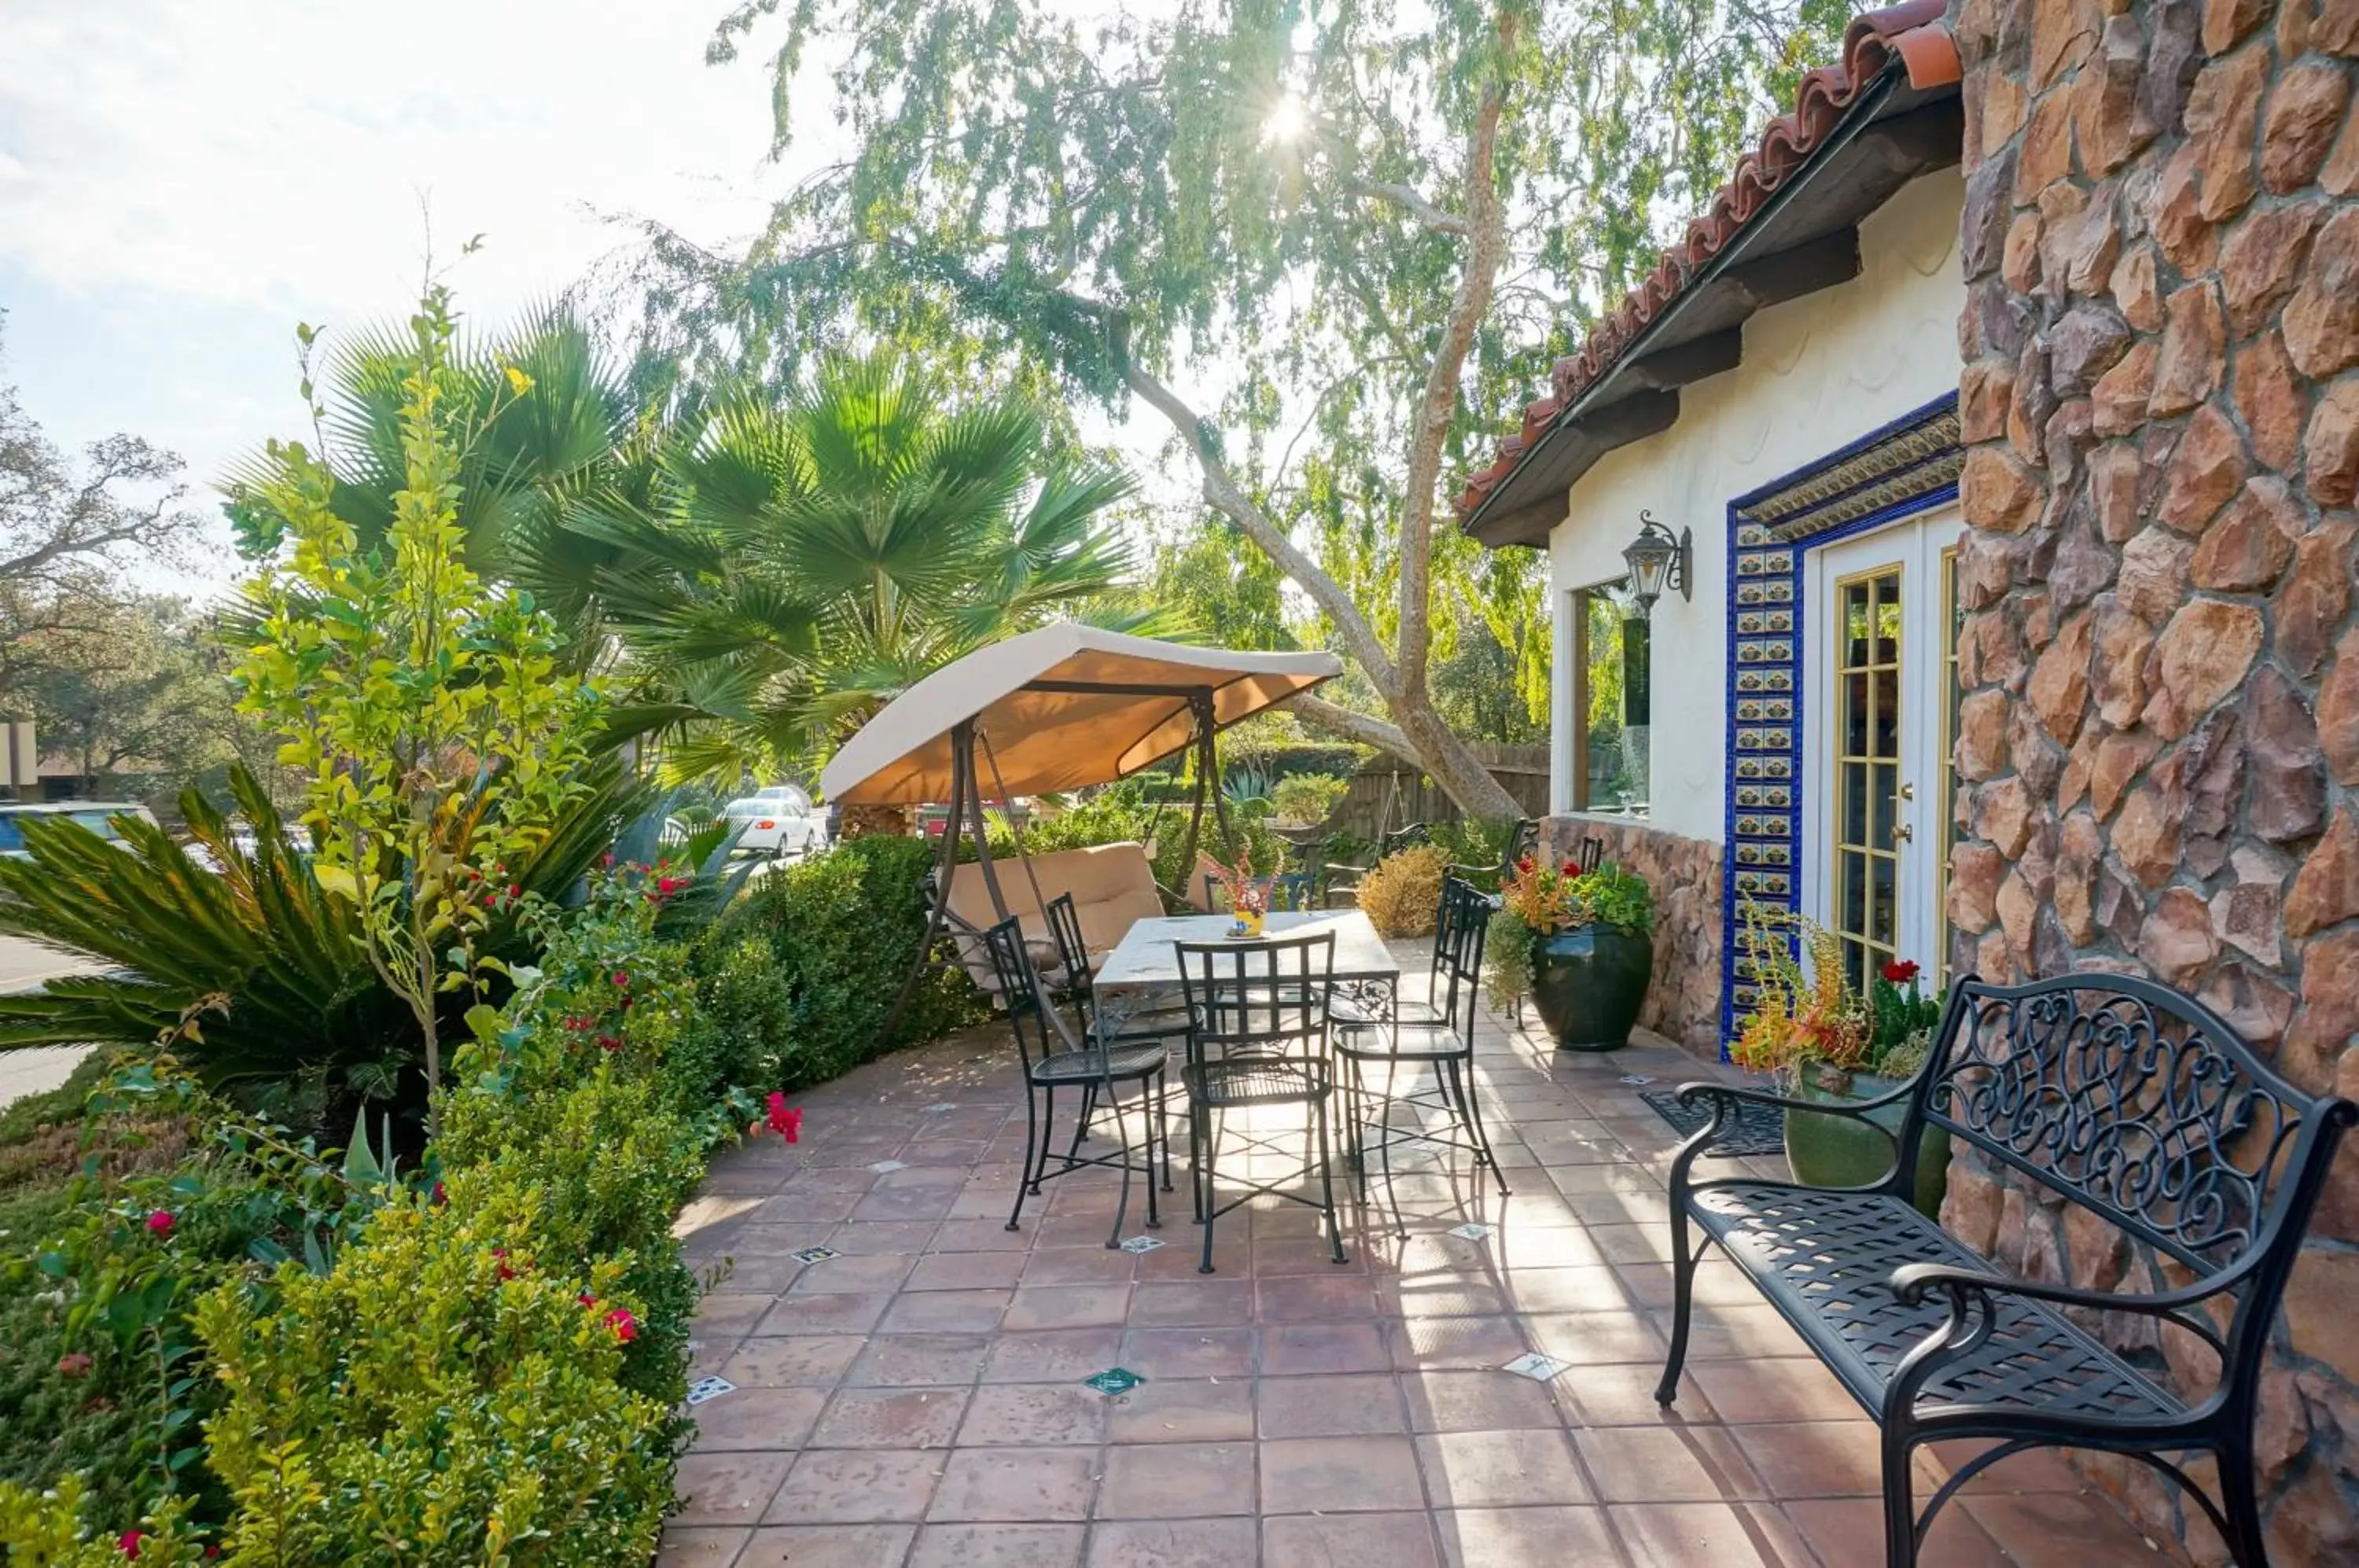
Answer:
[1569, 580, 1649, 815]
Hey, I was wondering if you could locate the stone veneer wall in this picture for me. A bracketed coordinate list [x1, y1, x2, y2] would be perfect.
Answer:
[1539, 816, 1722, 1055]
[1949, 0, 2358, 1558]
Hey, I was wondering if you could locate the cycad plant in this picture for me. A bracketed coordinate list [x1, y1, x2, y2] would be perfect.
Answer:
[565, 353, 1165, 793]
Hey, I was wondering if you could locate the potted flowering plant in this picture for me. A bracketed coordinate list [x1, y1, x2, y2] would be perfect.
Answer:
[1488, 854, 1654, 1051]
[1730, 899, 1948, 1215]
[1211, 846, 1276, 937]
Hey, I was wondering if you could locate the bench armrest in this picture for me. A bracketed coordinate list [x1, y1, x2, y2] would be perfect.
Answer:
[1889, 1261, 2232, 1324]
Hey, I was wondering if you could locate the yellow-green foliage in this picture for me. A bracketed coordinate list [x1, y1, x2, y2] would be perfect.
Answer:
[0, 1475, 201, 1565]
[192, 1191, 675, 1566]
[1356, 843, 1449, 937]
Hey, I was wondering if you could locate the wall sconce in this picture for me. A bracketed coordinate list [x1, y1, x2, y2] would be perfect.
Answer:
[1621, 510, 1691, 619]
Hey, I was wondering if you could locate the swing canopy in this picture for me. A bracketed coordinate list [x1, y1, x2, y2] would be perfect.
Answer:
[819, 623, 1342, 806]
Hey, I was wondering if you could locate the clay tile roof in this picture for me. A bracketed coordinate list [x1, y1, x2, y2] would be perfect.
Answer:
[1455, 0, 1960, 524]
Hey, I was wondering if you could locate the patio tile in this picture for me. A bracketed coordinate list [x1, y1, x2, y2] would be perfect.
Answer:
[929, 1446, 1100, 1522]
[1258, 1272, 1378, 1321]
[686, 1386, 829, 1452]
[1105, 1377, 1254, 1443]
[1128, 1279, 1255, 1326]
[1119, 1326, 1255, 1379]
[764, 1448, 944, 1524]
[1398, 1368, 1567, 1431]
[1021, 1246, 1139, 1285]
[1560, 1363, 1717, 1426]
[852, 1183, 960, 1222]
[654, 1526, 749, 1567]
[846, 1331, 995, 1387]
[1415, 1428, 1588, 1508]
[1433, 1506, 1626, 1567]
[672, 1451, 795, 1526]
[880, 1287, 1014, 1333]
[753, 1291, 892, 1336]
[691, 1294, 782, 1338]
[1264, 1511, 1442, 1568]
[931, 1218, 1040, 1252]
[1785, 1497, 2013, 1568]
[1096, 1439, 1256, 1518]
[1522, 1310, 1668, 1366]
[908, 1522, 1086, 1568]
[733, 1525, 917, 1566]
[1723, 1419, 1882, 1499]
[810, 1386, 970, 1449]
[1572, 1424, 1766, 1503]
[826, 1220, 940, 1254]
[1084, 1518, 1260, 1567]
[905, 1250, 1028, 1290]
[1955, 1492, 2191, 1566]
[783, 1252, 914, 1295]
[1389, 1314, 1530, 1371]
[1257, 1373, 1408, 1438]
[983, 1327, 1126, 1383]
[1261, 1320, 1392, 1375]
[1005, 1283, 1132, 1330]
[721, 1333, 867, 1387]
[1685, 1358, 1860, 1423]
[1259, 1435, 1425, 1514]
[1608, 1501, 1818, 1567]
[958, 1382, 1112, 1446]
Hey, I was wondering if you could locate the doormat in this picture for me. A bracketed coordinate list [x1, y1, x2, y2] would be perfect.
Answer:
[1638, 1089, 1784, 1158]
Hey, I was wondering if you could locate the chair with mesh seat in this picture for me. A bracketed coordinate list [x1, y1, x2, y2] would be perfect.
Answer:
[986, 915, 1173, 1248]
[1173, 932, 1348, 1275]
[1045, 890, 1191, 1167]
[1336, 875, 1509, 1231]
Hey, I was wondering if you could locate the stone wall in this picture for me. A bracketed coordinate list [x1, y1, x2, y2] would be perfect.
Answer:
[1539, 815, 1723, 1055]
[1950, 0, 2358, 1557]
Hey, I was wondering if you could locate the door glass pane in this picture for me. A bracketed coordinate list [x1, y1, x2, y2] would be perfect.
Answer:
[1832, 563, 1904, 981]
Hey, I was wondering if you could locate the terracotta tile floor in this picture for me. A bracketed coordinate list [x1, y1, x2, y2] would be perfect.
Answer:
[664, 977, 2185, 1568]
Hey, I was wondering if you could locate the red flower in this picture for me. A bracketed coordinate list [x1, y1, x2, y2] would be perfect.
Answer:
[119, 1531, 142, 1559]
[57, 1351, 92, 1378]
[657, 875, 685, 896]
[596, 1033, 622, 1053]
[432, 1180, 448, 1206]
[1881, 959, 1922, 985]
[578, 1290, 598, 1309]
[1560, 859, 1577, 874]
[611, 970, 631, 988]
[764, 1092, 802, 1142]
[145, 1210, 175, 1239]
[605, 1306, 638, 1342]
[491, 1246, 515, 1282]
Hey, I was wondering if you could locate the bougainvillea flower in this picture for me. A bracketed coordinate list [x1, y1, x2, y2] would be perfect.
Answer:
[56, 1351, 93, 1378]
[578, 1290, 598, 1309]
[605, 1306, 638, 1342]
[432, 1180, 448, 1206]
[611, 970, 631, 987]
[596, 1033, 622, 1053]
[764, 1092, 802, 1142]
[657, 876, 685, 896]
[145, 1211, 174, 1239]
[119, 1533, 142, 1559]
[491, 1246, 515, 1282]
[1880, 959, 1921, 985]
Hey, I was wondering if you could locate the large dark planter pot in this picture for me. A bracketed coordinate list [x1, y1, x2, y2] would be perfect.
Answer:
[1785, 1070, 1949, 1219]
[1529, 925, 1652, 1051]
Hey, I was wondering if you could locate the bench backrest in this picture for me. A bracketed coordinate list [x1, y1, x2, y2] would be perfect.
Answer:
[1909, 973, 2355, 1286]
[942, 841, 1163, 996]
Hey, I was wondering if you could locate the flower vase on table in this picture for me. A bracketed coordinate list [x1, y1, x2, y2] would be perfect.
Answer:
[1213, 850, 1275, 939]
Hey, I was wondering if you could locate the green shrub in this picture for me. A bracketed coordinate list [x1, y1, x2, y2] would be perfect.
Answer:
[705, 835, 984, 1087]
[691, 935, 797, 1094]
[1270, 773, 1349, 826]
[1356, 844, 1449, 937]
[193, 1192, 676, 1567]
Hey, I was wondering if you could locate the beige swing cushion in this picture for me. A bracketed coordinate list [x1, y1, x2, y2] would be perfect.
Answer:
[944, 841, 1163, 998]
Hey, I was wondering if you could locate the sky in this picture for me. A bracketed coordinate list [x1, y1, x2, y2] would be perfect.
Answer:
[0, 0, 793, 577]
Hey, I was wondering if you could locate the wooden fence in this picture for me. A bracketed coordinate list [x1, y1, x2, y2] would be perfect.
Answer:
[1327, 741, 1550, 842]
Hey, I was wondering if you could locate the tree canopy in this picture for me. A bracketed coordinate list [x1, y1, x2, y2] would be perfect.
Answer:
[624, 0, 1851, 810]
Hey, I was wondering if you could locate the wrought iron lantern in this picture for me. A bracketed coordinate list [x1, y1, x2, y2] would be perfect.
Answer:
[1621, 510, 1692, 618]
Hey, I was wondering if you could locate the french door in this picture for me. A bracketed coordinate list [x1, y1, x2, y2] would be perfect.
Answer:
[1801, 510, 1963, 993]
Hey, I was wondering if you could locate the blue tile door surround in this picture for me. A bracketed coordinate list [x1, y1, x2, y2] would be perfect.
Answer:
[1718, 392, 1963, 1058]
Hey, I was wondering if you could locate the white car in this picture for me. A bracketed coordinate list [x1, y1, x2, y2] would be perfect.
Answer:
[720, 785, 824, 859]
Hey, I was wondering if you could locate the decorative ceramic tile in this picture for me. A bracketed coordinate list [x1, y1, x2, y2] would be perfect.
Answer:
[1446, 1223, 1496, 1240]
[1617, 1074, 1657, 1086]
[869, 1160, 910, 1174]
[1117, 1235, 1166, 1254]
[686, 1376, 737, 1406]
[1084, 1367, 1146, 1396]
[789, 1246, 840, 1266]
[1501, 1353, 1574, 1383]
[923, 1102, 960, 1113]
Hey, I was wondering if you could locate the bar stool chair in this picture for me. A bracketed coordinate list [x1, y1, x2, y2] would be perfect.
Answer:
[986, 915, 1174, 1248]
[1174, 932, 1347, 1275]
[1337, 877, 1510, 1231]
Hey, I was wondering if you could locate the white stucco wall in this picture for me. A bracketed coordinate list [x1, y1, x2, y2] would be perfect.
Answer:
[1547, 167, 1966, 844]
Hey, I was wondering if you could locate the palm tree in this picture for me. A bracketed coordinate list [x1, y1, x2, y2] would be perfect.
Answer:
[567, 353, 1167, 820]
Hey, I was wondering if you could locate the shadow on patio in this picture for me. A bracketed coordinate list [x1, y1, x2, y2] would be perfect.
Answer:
[659, 964, 2183, 1568]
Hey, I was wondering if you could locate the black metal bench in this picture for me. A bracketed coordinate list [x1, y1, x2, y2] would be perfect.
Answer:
[1658, 972, 2356, 1568]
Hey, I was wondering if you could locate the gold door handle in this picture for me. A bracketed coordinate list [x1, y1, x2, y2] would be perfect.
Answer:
[1897, 781, 1916, 801]
[1893, 823, 1915, 844]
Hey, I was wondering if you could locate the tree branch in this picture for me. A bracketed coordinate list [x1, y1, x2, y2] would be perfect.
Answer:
[1121, 362, 1400, 699]
[1393, 9, 1514, 702]
[1281, 691, 1419, 767]
[1335, 172, 1466, 234]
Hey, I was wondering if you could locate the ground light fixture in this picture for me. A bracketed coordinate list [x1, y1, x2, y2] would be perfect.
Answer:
[1621, 510, 1692, 617]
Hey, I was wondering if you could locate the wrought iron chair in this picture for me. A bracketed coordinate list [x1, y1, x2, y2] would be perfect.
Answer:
[1173, 932, 1347, 1275]
[1322, 821, 1431, 908]
[985, 915, 1173, 1248]
[1044, 890, 1191, 1165]
[1337, 876, 1509, 1232]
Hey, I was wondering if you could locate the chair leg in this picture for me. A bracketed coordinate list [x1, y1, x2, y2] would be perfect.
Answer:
[1314, 1084, 1345, 1266]
[1194, 1099, 1220, 1275]
[1655, 1211, 1699, 1404]
[1376, 1058, 1404, 1239]
[1449, 1056, 1511, 1198]
[1007, 1077, 1042, 1232]
[1029, 1084, 1058, 1195]
[1155, 1073, 1176, 1194]
[1880, 1429, 1919, 1568]
[2217, 1442, 2269, 1568]
[1105, 1082, 1135, 1250]
[1065, 1083, 1097, 1165]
